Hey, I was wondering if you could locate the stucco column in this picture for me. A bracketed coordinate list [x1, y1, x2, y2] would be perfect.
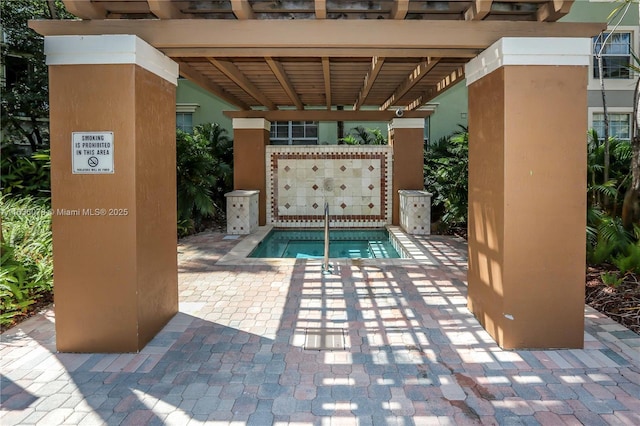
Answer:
[232, 118, 270, 225]
[45, 35, 179, 352]
[465, 38, 590, 349]
[388, 118, 425, 225]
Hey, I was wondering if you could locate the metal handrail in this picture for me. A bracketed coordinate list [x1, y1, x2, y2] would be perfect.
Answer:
[322, 202, 330, 273]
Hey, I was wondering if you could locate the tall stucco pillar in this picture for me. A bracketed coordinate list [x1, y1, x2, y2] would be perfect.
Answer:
[232, 118, 270, 225]
[45, 35, 179, 352]
[389, 118, 425, 225]
[465, 38, 590, 349]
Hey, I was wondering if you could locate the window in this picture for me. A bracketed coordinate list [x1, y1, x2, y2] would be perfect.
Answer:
[592, 112, 631, 141]
[593, 32, 632, 79]
[176, 112, 193, 133]
[175, 103, 199, 133]
[270, 121, 318, 145]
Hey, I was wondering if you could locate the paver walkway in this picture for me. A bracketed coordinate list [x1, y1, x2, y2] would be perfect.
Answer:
[1, 231, 639, 425]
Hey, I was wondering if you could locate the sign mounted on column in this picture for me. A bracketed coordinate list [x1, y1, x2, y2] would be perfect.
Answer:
[72, 132, 114, 174]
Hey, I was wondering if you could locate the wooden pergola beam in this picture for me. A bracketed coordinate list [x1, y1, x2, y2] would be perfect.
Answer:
[62, 0, 106, 20]
[353, 56, 385, 110]
[322, 57, 331, 110]
[315, 0, 326, 19]
[266, 57, 303, 110]
[224, 110, 433, 121]
[537, 0, 575, 22]
[177, 61, 250, 110]
[464, 0, 493, 21]
[208, 58, 276, 110]
[148, 0, 186, 19]
[380, 58, 440, 111]
[391, 0, 409, 19]
[29, 20, 606, 51]
[231, 0, 255, 20]
[159, 47, 480, 59]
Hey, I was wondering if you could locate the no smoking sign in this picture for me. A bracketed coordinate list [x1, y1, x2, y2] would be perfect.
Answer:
[72, 132, 114, 174]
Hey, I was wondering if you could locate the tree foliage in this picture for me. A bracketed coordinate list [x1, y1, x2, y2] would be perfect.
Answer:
[0, 0, 73, 150]
[423, 126, 468, 233]
[176, 123, 233, 236]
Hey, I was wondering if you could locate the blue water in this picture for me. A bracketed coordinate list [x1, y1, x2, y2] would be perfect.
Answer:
[249, 229, 401, 259]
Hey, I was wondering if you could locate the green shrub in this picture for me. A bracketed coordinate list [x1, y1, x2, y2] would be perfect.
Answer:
[424, 126, 468, 233]
[600, 271, 624, 288]
[340, 126, 387, 145]
[0, 146, 51, 198]
[0, 196, 52, 327]
[613, 242, 640, 275]
[176, 123, 233, 236]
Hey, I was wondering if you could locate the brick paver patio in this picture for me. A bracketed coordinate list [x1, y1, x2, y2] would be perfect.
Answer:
[1, 230, 639, 425]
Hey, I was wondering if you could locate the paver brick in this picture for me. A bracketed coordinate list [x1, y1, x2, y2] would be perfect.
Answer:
[2, 234, 639, 426]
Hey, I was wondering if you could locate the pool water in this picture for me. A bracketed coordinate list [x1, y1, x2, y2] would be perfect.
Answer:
[249, 229, 401, 259]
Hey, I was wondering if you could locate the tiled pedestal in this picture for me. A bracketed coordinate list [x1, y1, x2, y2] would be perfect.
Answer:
[399, 190, 433, 235]
[225, 190, 259, 234]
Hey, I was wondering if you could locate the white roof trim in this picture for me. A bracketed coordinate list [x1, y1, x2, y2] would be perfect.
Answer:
[176, 103, 200, 113]
[232, 118, 271, 130]
[465, 37, 591, 86]
[390, 118, 425, 129]
[44, 35, 178, 86]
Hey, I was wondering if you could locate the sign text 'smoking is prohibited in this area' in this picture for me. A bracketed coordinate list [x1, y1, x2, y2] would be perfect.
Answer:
[72, 132, 114, 174]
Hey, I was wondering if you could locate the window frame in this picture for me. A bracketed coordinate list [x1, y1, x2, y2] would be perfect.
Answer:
[270, 121, 319, 145]
[589, 26, 639, 91]
[588, 107, 633, 141]
[176, 103, 199, 134]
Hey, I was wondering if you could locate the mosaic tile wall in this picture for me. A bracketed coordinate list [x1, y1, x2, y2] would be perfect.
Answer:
[225, 190, 259, 234]
[266, 146, 393, 228]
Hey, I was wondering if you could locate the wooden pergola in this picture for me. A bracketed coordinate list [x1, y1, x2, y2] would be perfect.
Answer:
[32, 0, 605, 352]
[32, 0, 602, 120]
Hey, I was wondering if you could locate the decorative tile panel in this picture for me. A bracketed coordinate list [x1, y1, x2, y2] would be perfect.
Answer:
[225, 190, 259, 234]
[399, 190, 433, 235]
[266, 146, 392, 228]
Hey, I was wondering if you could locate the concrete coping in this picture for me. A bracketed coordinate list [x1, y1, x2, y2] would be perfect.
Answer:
[399, 190, 433, 197]
[225, 190, 260, 197]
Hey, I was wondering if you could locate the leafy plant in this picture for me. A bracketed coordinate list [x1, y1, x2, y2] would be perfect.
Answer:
[424, 125, 468, 233]
[601, 271, 624, 288]
[176, 123, 233, 236]
[0, 196, 53, 328]
[0, 146, 51, 197]
[340, 126, 387, 145]
[612, 241, 640, 275]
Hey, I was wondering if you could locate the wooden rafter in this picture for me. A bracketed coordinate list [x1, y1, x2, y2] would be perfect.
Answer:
[380, 58, 440, 111]
[62, 0, 106, 19]
[353, 57, 385, 110]
[208, 58, 276, 109]
[315, 0, 326, 19]
[322, 57, 331, 110]
[231, 0, 254, 20]
[390, 0, 409, 19]
[537, 0, 575, 22]
[266, 57, 303, 110]
[177, 61, 250, 110]
[148, 0, 185, 19]
[422, 66, 466, 105]
[464, 0, 493, 21]
[406, 94, 427, 112]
